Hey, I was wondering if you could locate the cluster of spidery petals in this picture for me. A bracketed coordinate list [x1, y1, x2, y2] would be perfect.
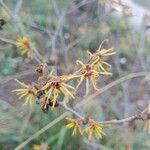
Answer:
[13, 45, 115, 111]
[41, 74, 75, 109]
[83, 119, 105, 140]
[66, 116, 105, 140]
[13, 71, 76, 111]
[75, 47, 115, 96]
[13, 79, 37, 106]
[16, 37, 33, 58]
[87, 47, 116, 75]
[66, 116, 82, 136]
[75, 59, 101, 96]
[144, 101, 150, 134]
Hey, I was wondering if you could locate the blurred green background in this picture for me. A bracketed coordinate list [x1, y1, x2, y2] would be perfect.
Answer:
[0, 0, 150, 149]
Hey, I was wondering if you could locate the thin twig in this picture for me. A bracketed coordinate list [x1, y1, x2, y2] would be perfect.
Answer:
[60, 101, 140, 126]
[98, 116, 137, 125]
[14, 112, 69, 150]
[59, 102, 84, 120]
[0, 37, 16, 45]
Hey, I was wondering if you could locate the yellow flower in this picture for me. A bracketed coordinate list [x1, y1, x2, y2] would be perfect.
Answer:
[13, 79, 37, 106]
[87, 48, 115, 75]
[75, 58, 107, 96]
[41, 75, 75, 109]
[84, 121, 105, 140]
[66, 116, 82, 136]
[16, 37, 33, 58]
[144, 101, 150, 133]
[32, 143, 49, 150]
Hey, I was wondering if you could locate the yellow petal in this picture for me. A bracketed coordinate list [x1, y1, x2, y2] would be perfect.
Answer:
[99, 71, 112, 76]
[72, 126, 77, 136]
[14, 79, 29, 88]
[24, 95, 32, 106]
[88, 128, 93, 140]
[61, 86, 75, 99]
[98, 63, 108, 72]
[18, 92, 28, 100]
[148, 101, 150, 113]
[76, 60, 86, 68]
[41, 83, 50, 90]
[66, 123, 74, 128]
[85, 78, 89, 96]
[91, 76, 100, 91]
[29, 95, 34, 106]
[102, 52, 116, 56]
[15, 90, 28, 95]
[76, 75, 84, 90]
[78, 126, 83, 135]
[45, 87, 53, 101]
[148, 120, 150, 134]
[51, 91, 58, 110]
[91, 57, 100, 67]
[13, 88, 27, 92]
[66, 117, 75, 122]
[87, 51, 93, 57]
[101, 61, 112, 67]
[62, 83, 75, 90]
[144, 121, 148, 131]
[100, 48, 115, 55]
[95, 129, 102, 139]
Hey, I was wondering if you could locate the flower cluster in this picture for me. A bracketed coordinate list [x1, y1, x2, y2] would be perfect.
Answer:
[14, 38, 150, 141]
[66, 116, 105, 140]
[16, 37, 33, 58]
[14, 40, 115, 111]
[87, 48, 115, 75]
[75, 58, 101, 96]
[14, 40, 115, 140]
[13, 79, 37, 106]
[84, 120, 105, 140]
[75, 48, 115, 96]
[40, 74, 75, 109]
[66, 117, 82, 136]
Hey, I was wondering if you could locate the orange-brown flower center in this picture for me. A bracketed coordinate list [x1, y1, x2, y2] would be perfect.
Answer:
[73, 120, 80, 127]
[51, 80, 62, 89]
[23, 39, 30, 49]
[28, 86, 37, 95]
[81, 64, 93, 77]
[85, 64, 92, 70]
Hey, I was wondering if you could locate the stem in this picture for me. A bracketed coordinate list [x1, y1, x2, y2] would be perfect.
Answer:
[14, 112, 69, 150]
[59, 102, 84, 120]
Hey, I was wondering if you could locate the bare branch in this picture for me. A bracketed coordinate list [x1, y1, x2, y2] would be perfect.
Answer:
[14, 112, 69, 150]
[0, 37, 16, 45]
